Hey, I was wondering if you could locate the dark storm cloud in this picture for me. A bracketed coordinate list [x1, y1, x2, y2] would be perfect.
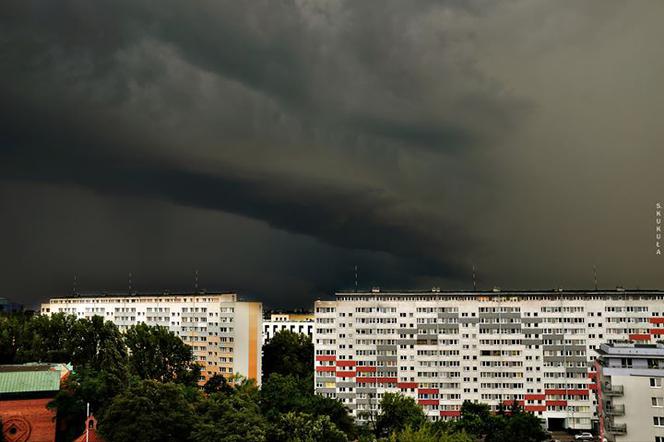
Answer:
[3, 0, 659, 307]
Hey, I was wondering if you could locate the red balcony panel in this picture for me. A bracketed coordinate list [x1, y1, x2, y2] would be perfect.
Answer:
[649, 317, 664, 324]
[356, 366, 377, 373]
[336, 360, 356, 367]
[440, 410, 461, 417]
[546, 400, 567, 407]
[588, 372, 597, 379]
[589, 383, 598, 391]
[398, 382, 418, 389]
[629, 333, 651, 341]
[545, 389, 567, 396]
[651, 329, 664, 335]
[315, 366, 335, 372]
[315, 355, 336, 362]
[418, 399, 439, 406]
[567, 389, 589, 396]
[525, 405, 546, 412]
[336, 371, 356, 378]
[524, 394, 546, 401]
[357, 377, 376, 383]
[377, 377, 398, 384]
[418, 388, 439, 395]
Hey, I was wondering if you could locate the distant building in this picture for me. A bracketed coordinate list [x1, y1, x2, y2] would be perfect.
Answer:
[0, 298, 22, 314]
[314, 288, 664, 431]
[595, 342, 664, 442]
[0, 363, 70, 442]
[263, 312, 314, 344]
[40, 292, 263, 385]
[73, 415, 103, 442]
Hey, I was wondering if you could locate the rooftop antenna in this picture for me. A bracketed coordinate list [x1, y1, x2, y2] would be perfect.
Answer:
[73, 274, 78, 295]
[593, 265, 598, 290]
[194, 269, 199, 292]
[472, 264, 477, 291]
[128, 272, 133, 294]
[354, 265, 358, 292]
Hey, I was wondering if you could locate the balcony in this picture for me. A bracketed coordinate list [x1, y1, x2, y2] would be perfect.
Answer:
[606, 423, 627, 434]
[603, 384, 624, 396]
[605, 404, 625, 416]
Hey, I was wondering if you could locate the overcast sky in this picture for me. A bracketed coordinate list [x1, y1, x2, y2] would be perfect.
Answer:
[1, 0, 662, 309]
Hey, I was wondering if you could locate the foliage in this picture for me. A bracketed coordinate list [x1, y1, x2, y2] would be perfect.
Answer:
[192, 393, 267, 442]
[388, 425, 474, 442]
[262, 330, 313, 381]
[270, 412, 347, 442]
[98, 380, 198, 442]
[124, 323, 201, 385]
[203, 373, 235, 396]
[376, 393, 427, 437]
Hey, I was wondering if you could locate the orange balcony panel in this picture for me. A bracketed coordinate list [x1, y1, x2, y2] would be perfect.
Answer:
[524, 394, 546, 401]
[440, 410, 461, 417]
[315, 355, 336, 361]
[336, 360, 356, 367]
[652, 329, 664, 335]
[649, 317, 664, 324]
[336, 371, 356, 378]
[525, 405, 546, 412]
[356, 366, 377, 373]
[629, 333, 651, 341]
[398, 382, 418, 389]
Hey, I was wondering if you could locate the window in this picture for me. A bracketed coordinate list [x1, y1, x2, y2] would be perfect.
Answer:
[651, 378, 663, 388]
[654, 416, 664, 426]
[654, 397, 664, 407]
[655, 436, 664, 442]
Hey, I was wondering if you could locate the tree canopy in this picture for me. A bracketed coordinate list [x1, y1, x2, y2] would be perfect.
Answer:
[262, 330, 314, 381]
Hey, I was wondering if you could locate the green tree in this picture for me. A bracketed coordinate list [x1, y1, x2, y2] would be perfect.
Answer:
[68, 316, 128, 371]
[192, 393, 267, 442]
[124, 323, 201, 385]
[99, 380, 198, 442]
[260, 374, 311, 420]
[270, 412, 347, 442]
[375, 393, 427, 437]
[262, 330, 313, 381]
[388, 425, 474, 442]
[203, 373, 235, 396]
[456, 400, 493, 437]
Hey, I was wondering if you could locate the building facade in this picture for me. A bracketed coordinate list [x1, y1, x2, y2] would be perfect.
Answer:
[0, 363, 70, 442]
[41, 292, 262, 384]
[314, 289, 664, 431]
[595, 342, 664, 442]
[263, 313, 314, 344]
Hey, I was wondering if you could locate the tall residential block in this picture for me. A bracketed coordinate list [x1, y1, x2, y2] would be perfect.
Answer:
[595, 342, 664, 442]
[41, 292, 262, 384]
[314, 288, 664, 431]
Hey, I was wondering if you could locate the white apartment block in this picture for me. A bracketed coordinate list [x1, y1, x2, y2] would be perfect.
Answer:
[314, 288, 664, 431]
[596, 342, 664, 442]
[263, 313, 314, 344]
[41, 292, 262, 385]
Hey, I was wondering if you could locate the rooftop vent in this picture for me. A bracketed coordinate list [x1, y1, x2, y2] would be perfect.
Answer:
[371, 287, 380, 293]
[616, 286, 625, 292]
[492, 287, 501, 292]
[431, 287, 440, 293]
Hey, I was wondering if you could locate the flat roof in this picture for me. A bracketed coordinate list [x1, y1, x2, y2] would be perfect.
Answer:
[0, 367, 61, 395]
[336, 288, 664, 296]
[50, 290, 236, 300]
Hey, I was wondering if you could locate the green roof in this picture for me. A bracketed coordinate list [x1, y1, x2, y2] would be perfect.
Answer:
[0, 370, 61, 394]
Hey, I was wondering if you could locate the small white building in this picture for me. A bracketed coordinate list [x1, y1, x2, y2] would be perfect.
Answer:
[596, 342, 664, 442]
[263, 312, 314, 344]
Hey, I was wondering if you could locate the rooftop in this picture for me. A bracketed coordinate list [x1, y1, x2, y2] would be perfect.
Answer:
[335, 288, 664, 296]
[596, 342, 664, 357]
[49, 290, 236, 300]
[0, 365, 64, 395]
